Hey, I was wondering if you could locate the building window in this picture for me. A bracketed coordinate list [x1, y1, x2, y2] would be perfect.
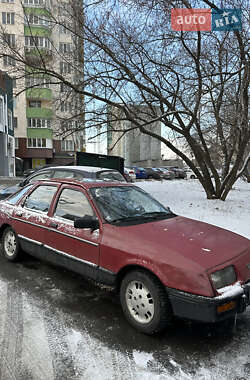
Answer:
[59, 23, 70, 34]
[61, 140, 74, 151]
[3, 55, 16, 66]
[26, 76, 50, 88]
[60, 61, 71, 74]
[27, 118, 51, 128]
[4, 34, 15, 47]
[1, 0, 15, 3]
[23, 0, 45, 5]
[25, 36, 51, 49]
[2, 12, 15, 24]
[15, 137, 19, 149]
[59, 42, 72, 53]
[28, 100, 41, 108]
[24, 12, 49, 26]
[60, 83, 70, 92]
[27, 138, 47, 148]
[8, 110, 13, 130]
[0, 97, 4, 125]
[13, 117, 18, 128]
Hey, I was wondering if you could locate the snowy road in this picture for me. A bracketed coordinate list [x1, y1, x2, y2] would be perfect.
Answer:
[0, 179, 250, 380]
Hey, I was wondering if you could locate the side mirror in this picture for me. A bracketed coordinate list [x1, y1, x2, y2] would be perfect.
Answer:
[19, 180, 27, 187]
[74, 215, 99, 231]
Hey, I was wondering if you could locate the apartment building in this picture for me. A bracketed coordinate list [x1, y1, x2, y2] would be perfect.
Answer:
[0, 0, 85, 172]
[107, 105, 162, 167]
[0, 70, 15, 176]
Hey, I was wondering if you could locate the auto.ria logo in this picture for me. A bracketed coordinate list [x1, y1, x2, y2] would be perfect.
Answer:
[212, 9, 242, 31]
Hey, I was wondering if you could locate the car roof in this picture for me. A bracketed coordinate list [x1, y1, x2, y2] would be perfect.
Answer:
[34, 178, 133, 190]
[34, 165, 120, 173]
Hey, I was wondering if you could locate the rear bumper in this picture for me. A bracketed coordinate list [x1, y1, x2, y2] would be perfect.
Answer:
[167, 283, 250, 323]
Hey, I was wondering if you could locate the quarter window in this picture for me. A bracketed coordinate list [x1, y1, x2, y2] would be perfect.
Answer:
[23, 185, 57, 212]
[54, 188, 94, 222]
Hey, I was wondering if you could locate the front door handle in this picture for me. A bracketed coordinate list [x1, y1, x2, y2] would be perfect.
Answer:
[49, 222, 58, 229]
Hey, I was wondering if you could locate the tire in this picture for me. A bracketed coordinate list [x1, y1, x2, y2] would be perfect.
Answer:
[2, 227, 21, 262]
[190, 175, 195, 179]
[120, 270, 172, 334]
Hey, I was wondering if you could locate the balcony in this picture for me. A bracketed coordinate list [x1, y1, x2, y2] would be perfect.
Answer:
[24, 26, 51, 37]
[27, 128, 53, 139]
[26, 107, 53, 119]
[26, 88, 52, 101]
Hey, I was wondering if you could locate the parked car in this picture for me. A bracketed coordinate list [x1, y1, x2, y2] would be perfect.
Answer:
[143, 167, 163, 180]
[129, 166, 147, 179]
[164, 166, 187, 179]
[184, 168, 197, 179]
[158, 168, 175, 180]
[1, 179, 250, 334]
[124, 167, 136, 182]
[0, 166, 126, 200]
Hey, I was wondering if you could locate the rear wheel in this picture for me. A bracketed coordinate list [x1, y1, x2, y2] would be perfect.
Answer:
[120, 270, 172, 334]
[2, 227, 21, 262]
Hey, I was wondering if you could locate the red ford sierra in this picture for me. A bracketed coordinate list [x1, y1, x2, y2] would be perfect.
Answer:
[0, 179, 250, 334]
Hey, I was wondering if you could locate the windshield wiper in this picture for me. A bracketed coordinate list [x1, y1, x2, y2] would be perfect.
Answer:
[141, 211, 176, 219]
[111, 211, 176, 223]
[111, 216, 144, 223]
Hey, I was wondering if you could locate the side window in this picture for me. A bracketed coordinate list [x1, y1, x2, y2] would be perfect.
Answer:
[97, 171, 126, 182]
[54, 188, 94, 222]
[52, 170, 74, 179]
[28, 171, 52, 183]
[23, 185, 58, 212]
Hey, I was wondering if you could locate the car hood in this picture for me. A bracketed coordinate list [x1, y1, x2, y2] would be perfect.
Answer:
[103, 216, 250, 272]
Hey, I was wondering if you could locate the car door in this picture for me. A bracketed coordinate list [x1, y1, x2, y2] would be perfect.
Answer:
[45, 185, 101, 280]
[12, 183, 59, 258]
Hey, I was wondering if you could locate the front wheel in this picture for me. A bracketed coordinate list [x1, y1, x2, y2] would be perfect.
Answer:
[120, 270, 172, 334]
[2, 227, 21, 262]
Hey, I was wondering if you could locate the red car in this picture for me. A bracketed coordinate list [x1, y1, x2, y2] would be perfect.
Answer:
[0, 179, 250, 334]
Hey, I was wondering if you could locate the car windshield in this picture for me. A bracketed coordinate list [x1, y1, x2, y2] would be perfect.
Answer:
[5, 184, 33, 205]
[90, 186, 175, 223]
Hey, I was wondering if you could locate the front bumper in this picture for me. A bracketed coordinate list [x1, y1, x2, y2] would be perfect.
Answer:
[167, 283, 250, 323]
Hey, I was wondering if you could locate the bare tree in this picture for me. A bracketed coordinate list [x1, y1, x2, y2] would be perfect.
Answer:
[0, 0, 249, 199]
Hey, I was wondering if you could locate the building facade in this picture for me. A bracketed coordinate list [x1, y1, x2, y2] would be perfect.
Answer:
[0, 70, 15, 176]
[107, 105, 162, 166]
[0, 0, 85, 172]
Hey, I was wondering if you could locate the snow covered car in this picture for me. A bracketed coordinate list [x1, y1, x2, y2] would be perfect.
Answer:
[0, 179, 250, 334]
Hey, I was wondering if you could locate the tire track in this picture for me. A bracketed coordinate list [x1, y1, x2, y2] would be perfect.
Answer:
[0, 282, 27, 380]
[43, 306, 78, 380]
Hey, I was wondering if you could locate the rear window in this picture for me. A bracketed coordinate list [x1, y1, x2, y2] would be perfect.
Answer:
[97, 170, 126, 182]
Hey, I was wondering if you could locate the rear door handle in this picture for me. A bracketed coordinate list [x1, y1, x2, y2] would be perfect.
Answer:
[49, 222, 58, 229]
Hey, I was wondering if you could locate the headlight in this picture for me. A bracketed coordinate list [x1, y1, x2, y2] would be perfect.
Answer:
[210, 265, 237, 290]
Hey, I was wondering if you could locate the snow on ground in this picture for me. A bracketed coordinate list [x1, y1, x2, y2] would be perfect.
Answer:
[137, 179, 250, 239]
